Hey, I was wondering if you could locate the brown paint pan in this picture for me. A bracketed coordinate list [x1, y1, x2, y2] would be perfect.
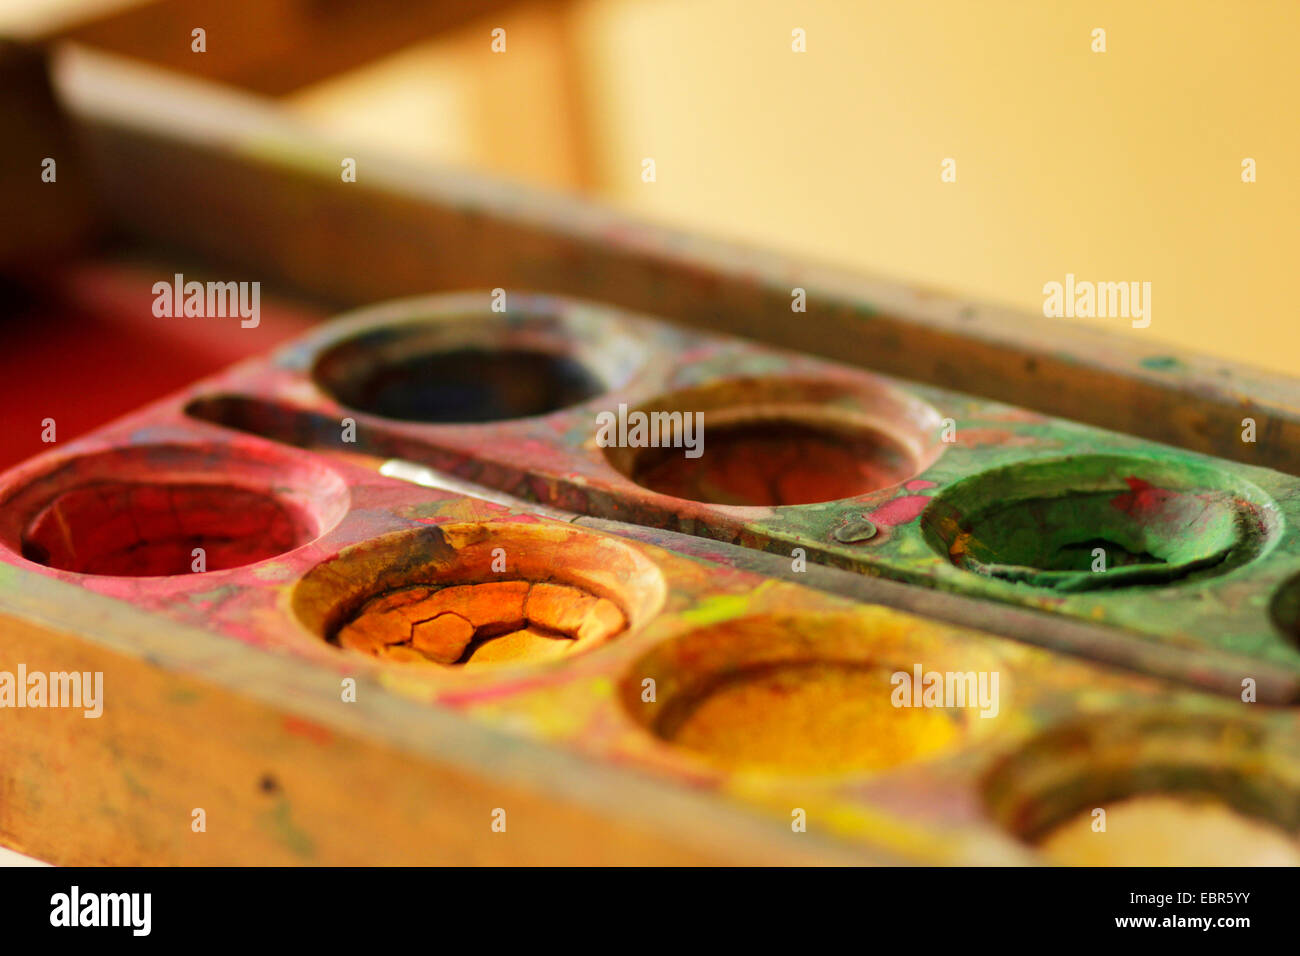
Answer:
[292, 521, 666, 670]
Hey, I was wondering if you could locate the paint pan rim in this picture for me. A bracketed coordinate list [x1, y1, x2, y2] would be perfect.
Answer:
[305, 302, 651, 425]
[620, 610, 1006, 779]
[919, 452, 1280, 592]
[291, 520, 668, 674]
[598, 377, 946, 509]
[0, 441, 351, 579]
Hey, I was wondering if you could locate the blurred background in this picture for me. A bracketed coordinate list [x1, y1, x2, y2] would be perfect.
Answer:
[5, 0, 1295, 373]
[0, 0, 1295, 867]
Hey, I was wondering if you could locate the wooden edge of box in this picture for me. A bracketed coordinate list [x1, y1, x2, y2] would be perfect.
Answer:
[0, 563, 878, 865]
[43, 43, 1300, 475]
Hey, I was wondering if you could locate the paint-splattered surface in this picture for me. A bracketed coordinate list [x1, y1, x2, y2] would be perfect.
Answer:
[2, 290, 1300, 864]
[169, 293, 1300, 685]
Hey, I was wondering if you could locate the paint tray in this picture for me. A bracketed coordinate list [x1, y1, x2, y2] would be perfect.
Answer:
[2, 291, 1299, 864]
[183, 291, 1300, 703]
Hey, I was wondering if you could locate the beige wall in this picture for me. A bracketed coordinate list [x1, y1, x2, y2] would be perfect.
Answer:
[289, 0, 1298, 376]
[6, 0, 1292, 374]
[586, 0, 1300, 377]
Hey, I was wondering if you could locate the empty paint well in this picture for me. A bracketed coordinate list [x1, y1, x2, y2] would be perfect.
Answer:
[602, 379, 943, 507]
[1038, 795, 1300, 866]
[1267, 571, 1300, 646]
[983, 711, 1300, 865]
[921, 455, 1276, 591]
[0, 443, 349, 576]
[623, 611, 1002, 775]
[322, 347, 602, 423]
[311, 305, 644, 423]
[293, 521, 665, 670]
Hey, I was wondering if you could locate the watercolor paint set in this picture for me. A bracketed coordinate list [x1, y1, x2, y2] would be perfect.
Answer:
[191, 292, 1300, 697]
[1, 290, 1298, 865]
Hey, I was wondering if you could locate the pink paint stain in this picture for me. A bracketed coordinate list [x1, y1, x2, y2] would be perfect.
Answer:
[1110, 476, 1178, 517]
[866, 494, 932, 527]
[904, 479, 937, 491]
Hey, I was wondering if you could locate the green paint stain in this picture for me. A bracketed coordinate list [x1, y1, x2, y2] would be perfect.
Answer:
[121, 769, 149, 799]
[250, 563, 290, 582]
[189, 585, 242, 605]
[262, 799, 316, 859]
[1140, 356, 1182, 371]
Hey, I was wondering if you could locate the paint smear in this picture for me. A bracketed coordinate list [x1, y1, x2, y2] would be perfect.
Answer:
[867, 493, 931, 528]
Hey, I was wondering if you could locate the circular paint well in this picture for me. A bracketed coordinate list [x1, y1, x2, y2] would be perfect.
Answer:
[0, 443, 349, 577]
[311, 303, 647, 424]
[1268, 571, 1300, 646]
[601, 379, 944, 508]
[658, 661, 962, 774]
[1039, 795, 1300, 866]
[319, 346, 605, 423]
[623, 611, 1000, 776]
[921, 454, 1277, 591]
[22, 482, 317, 576]
[293, 521, 666, 671]
[982, 711, 1300, 865]
[628, 419, 917, 507]
[333, 579, 628, 668]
